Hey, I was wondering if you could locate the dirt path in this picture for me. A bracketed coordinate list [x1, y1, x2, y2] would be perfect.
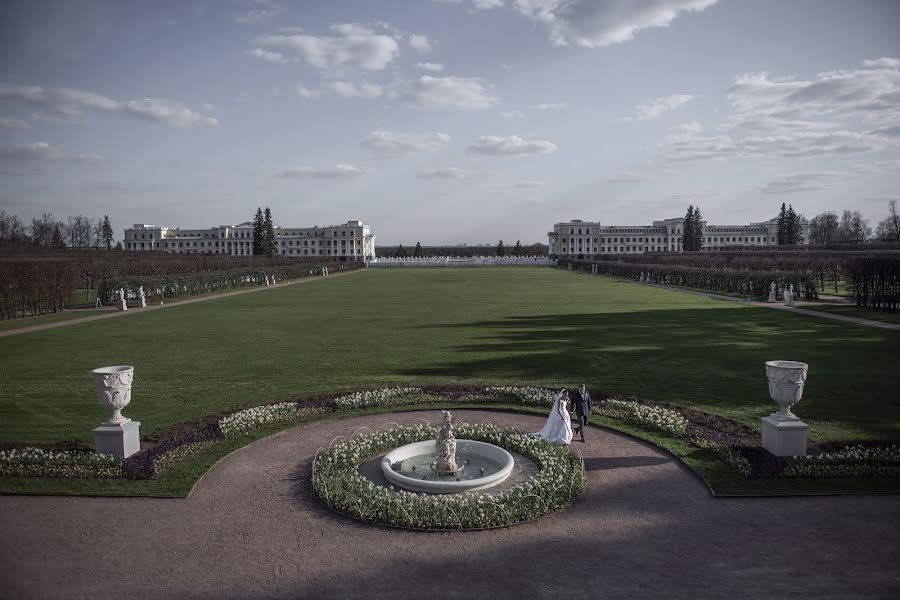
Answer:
[1, 409, 898, 599]
[0, 270, 360, 338]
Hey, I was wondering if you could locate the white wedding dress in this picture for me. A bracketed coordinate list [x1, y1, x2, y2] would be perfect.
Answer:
[536, 391, 573, 445]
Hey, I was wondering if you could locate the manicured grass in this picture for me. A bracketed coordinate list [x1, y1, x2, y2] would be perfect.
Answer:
[0, 268, 898, 448]
[798, 303, 900, 325]
[0, 309, 109, 332]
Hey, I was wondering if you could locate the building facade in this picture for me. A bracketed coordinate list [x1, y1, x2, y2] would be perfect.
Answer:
[548, 217, 808, 259]
[124, 220, 376, 260]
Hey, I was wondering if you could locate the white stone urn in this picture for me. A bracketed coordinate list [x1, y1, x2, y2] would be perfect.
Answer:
[92, 366, 134, 425]
[765, 360, 808, 420]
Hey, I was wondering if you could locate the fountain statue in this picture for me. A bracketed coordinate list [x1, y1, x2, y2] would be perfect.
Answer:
[433, 410, 461, 476]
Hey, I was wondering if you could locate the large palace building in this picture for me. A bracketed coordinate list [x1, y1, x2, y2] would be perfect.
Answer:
[124, 220, 376, 260]
[548, 217, 808, 259]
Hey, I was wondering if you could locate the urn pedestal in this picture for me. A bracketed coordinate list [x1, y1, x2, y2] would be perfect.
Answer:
[91, 366, 140, 459]
[761, 360, 809, 457]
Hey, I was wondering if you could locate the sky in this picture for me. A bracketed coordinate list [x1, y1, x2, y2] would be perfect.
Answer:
[1, 0, 899, 245]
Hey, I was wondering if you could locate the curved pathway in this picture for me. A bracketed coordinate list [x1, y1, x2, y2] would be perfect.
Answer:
[2, 409, 899, 599]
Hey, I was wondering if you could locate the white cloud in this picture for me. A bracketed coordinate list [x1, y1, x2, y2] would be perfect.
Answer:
[322, 81, 383, 98]
[608, 172, 648, 183]
[362, 130, 451, 157]
[275, 163, 369, 179]
[415, 62, 445, 72]
[417, 167, 472, 180]
[758, 171, 843, 194]
[467, 135, 557, 156]
[513, 0, 718, 48]
[258, 24, 399, 71]
[513, 179, 544, 188]
[234, 0, 282, 24]
[408, 33, 432, 53]
[295, 82, 316, 98]
[0, 117, 29, 128]
[530, 102, 567, 111]
[247, 48, 290, 64]
[473, 0, 504, 9]
[0, 142, 101, 164]
[0, 83, 217, 127]
[633, 94, 694, 120]
[501, 110, 526, 120]
[393, 76, 498, 110]
[862, 57, 900, 70]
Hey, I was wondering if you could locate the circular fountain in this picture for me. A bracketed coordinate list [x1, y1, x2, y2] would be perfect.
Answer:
[380, 410, 514, 494]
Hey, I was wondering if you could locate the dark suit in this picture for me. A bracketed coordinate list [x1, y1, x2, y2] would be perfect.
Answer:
[573, 388, 591, 440]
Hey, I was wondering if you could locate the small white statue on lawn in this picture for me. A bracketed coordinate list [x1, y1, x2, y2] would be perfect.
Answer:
[138, 286, 146, 308]
[768, 281, 777, 303]
[117, 288, 127, 311]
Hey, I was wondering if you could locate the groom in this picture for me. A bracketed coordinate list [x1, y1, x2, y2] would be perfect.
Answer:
[572, 384, 591, 442]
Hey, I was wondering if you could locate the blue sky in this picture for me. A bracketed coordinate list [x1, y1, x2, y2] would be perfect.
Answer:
[1, 0, 899, 244]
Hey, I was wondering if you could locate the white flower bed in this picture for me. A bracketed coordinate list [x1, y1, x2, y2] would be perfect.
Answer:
[312, 422, 584, 529]
[219, 403, 328, 438]
[332, 387, 422, 410]
[782, 444, 900, 478]
[487, 386, 556, 407]
[597, 399, 689, 437]
[0, 447, 122, 479]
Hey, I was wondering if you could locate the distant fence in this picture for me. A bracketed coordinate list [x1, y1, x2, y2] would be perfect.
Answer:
[369, 256, 555, 267]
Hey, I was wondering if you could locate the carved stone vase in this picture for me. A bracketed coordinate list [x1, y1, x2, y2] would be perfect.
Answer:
[765, 360, 808, 420]
[92, 366, 134, 425]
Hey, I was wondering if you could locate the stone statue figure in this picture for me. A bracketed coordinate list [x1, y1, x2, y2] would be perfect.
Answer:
[118, 288, 127, 311]
[138, 286, 146, 308]
[433, 410, 460, 475]
[768, 281, 777, 303]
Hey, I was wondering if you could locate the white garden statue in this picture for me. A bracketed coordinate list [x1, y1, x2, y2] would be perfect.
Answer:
[138, 286, 146, 308]
[117, 288, 127, 311]
[767, 281, 777, 303]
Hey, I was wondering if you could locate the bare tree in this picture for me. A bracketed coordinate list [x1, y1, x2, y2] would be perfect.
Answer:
[66, 215, 93, 250]
[0, 210, 28, 244]
[808, 211, 839, 244]
[875, 200, 900, 241]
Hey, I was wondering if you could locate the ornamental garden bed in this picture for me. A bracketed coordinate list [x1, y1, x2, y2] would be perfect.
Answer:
[1, 384, 898, 497]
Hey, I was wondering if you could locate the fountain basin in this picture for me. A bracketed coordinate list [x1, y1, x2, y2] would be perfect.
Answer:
[381, 440, 514, 494]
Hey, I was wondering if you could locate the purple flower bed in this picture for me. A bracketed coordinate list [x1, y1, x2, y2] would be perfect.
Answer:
[122, 426, 223, 480]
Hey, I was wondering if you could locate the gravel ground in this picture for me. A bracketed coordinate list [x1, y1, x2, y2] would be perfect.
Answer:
[1, 409, 899, 599]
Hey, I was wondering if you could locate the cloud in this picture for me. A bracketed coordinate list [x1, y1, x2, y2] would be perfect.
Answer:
[607, 172, 648, 183]
[275, 163, 368, 179]
[417, 167, 473, 180]
[393, 76, 498, 110]
[80, 181, 161, 194]
[247, 48, 290, 63]
[0, 117, 29, 128]
[660, 58, 900, 162]
[295, 82, 316, 98]
[409, 34, 432, 53]
[501, 110, 526, 120]
[633, 94, 694, 120]
[0, 142, 101, 165]
[758, 171, 843, 194]
[415, 62, 445, 72]
[473, 0, 504, 9]
[361, 130, 451, 157]
[512, 179, 544, 188]
[322, 81, 383, 98]
[467, 135, 557, 156]
[258, 24, 399, 71]
[513, 0, 718, 48]
[234, 0, 282, 24]
[0, 83, 217, 127]
[530, 102, 567, 111]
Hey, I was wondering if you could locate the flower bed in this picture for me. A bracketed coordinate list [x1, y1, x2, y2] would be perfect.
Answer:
[332, 387, 423, 410]
[782, 445, 900, 479]
[0, 448, 122, 479]
[596, 399, 689, 437]
[486, 386, 557, 407]
[312, 422, 585, 529]
[219, 403, 330, 438]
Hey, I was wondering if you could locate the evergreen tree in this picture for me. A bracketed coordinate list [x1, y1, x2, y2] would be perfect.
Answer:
[513, 240, 523, 256]
[51, 223, 66, 249]
[101, 215, 114, 250]
[777, 203, 787, 245]
[263, 207, 276, 257]
[397, 243, 407, 258]
[496, 240, 505, 257]
[682, 205, 695, 251]
[786, 204, 798, 245]
[693, 206, 704, 251]
[252, 207, 264, 255]
[413, 241, 423, 257]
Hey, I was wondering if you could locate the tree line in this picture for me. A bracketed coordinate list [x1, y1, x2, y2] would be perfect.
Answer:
[0, 210, 115, 250]
[381, 240, 548, 258]
[808, 201, 900, 244]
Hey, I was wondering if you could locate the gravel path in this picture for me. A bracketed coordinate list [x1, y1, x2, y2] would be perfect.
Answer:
[1, 409, 898, 599]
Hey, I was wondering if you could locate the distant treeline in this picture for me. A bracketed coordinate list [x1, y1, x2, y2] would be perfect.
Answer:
[376, 242, 548, 258]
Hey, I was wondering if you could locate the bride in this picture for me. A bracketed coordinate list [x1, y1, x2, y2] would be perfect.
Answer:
[536, 389, 573, 445]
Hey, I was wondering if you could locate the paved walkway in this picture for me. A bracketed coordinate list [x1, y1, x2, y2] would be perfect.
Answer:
[2, 410, 898, 599]
[0, 270, 360, 338]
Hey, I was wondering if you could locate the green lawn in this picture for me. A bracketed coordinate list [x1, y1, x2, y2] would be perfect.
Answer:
[0, 309, 110, 332]
[1, 268, 898, 446]
[798, 303, 900, 325]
